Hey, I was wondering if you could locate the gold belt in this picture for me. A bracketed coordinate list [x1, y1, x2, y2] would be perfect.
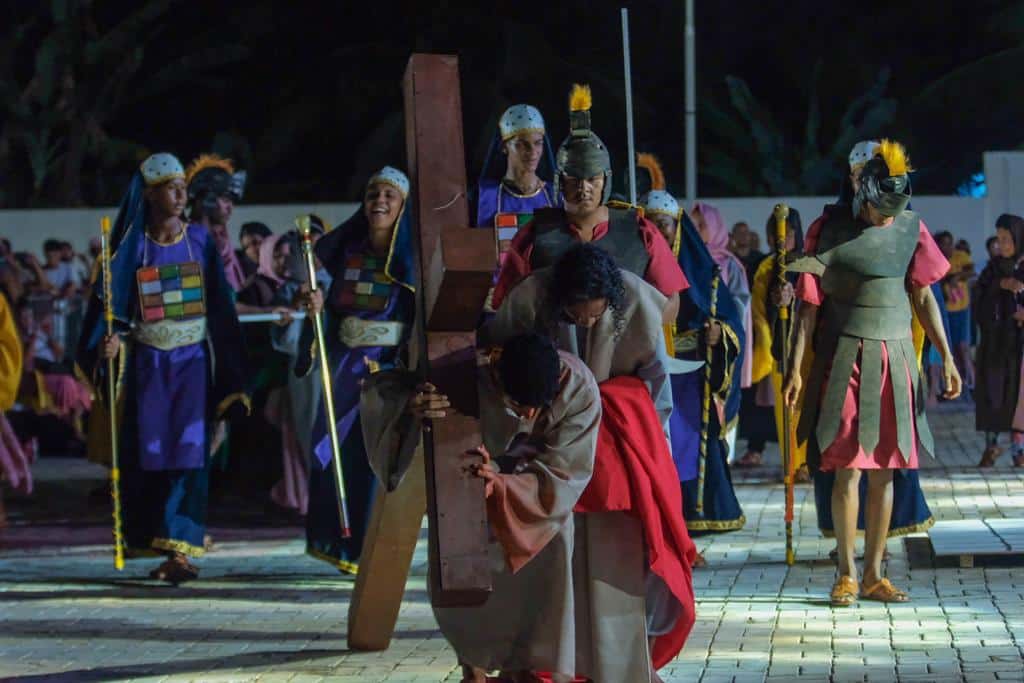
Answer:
[338, 316, 405, 348]
[133, 317, 207, 351]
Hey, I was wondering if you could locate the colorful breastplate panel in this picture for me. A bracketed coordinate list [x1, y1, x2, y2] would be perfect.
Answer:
[332, 253, 392, 312]
[136, 262, 205, 322]
[495, 212, 533, 263]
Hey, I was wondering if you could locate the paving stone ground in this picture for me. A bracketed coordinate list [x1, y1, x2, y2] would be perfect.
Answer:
[2, 401, 1024, 682]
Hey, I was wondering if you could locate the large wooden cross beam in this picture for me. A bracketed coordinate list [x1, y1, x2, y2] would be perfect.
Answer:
[347, 53, 497, 650]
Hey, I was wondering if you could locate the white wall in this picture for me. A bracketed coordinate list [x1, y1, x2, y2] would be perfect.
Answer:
[985, 151, 1024, 249]
[0, 204, 361, 256]
[0, 196, 990, 259]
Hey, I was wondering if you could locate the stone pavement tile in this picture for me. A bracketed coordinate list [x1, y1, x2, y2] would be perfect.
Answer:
[731, 674, 768, 683]
[4, 407, 1021, 683]
[798, 662, 832, 676]
[896, 662, 930, 676]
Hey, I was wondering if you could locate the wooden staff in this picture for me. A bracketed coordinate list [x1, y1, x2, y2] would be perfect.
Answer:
[696, 266, 721, 514]
[296, 216, 351, 537]
[773, 202, 795, 565]
[100, 216, 125, 570]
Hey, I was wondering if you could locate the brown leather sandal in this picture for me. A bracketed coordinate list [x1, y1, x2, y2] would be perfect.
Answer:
[860, 577, 909, 603]
[735, 451, 762, 467]
[979, 445, 1003, 468]
[830, 575, 859, 607]
[149, 554, 199, 585]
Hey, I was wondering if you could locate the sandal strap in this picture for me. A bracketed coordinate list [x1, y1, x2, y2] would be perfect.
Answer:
[861, 578, 907, 600]
[831, 575, 859, 602]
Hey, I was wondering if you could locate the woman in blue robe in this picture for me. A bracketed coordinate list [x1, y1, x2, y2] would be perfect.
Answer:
[77, 153, 248, 583]
[641, 189, 746, 555]
[299, 167, 416, 574]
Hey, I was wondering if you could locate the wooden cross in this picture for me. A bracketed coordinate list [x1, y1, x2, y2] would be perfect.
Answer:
[347, 53, 497, 650]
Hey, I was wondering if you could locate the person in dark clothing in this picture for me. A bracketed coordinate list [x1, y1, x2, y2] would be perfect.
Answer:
[975, 214, 1024, 467]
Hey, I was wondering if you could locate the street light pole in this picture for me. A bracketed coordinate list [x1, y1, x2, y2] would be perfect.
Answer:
[685, 0, 697, 206]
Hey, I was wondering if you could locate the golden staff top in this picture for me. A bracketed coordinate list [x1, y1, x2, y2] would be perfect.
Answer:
[101, 215, 125, 570]
[296, 216, 352, 537]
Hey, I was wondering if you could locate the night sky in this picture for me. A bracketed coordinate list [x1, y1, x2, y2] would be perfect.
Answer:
[4, 0, 1023, 207]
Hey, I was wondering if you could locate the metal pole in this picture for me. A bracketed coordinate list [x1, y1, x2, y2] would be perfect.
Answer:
[774, 203, 795, 566]
[685, 0, 697, 206]
[100, 216, 125, 571]
[621, 8, 637, 206]
[297, 215, 352, 538]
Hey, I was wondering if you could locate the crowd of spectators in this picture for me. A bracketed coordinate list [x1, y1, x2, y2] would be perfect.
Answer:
[0, 238, 94, 451]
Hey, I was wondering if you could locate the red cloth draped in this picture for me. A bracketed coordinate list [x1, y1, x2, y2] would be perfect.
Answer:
[574, 375, 697, 669]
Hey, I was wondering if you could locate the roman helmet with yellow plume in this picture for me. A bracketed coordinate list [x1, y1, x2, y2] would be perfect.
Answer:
[554, 84, 613, 204]
[852, 139, 912, 218]
[185, 154, 247, 217]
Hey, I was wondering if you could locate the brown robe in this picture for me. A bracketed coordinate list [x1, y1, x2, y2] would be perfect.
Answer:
[360, 352, 601, 681]
[483, 267, 669, 682]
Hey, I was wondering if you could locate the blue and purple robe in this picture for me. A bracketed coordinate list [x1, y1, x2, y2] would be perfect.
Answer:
[669, 213, 746, 535]
[475, 179, 558, 231]
[474, 130, 561, 283]
[78, 182, 247, 559]
[298, 208, 415, 574]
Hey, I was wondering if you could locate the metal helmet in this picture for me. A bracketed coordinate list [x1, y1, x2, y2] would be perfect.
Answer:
[186, 154, 246, 207]
[848, 140, 880, 170]
[554, 84, 612, 204]
[852, 140, 912, 218]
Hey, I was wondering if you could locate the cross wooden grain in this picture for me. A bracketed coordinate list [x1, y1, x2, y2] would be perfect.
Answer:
[347, 53, 497, 650]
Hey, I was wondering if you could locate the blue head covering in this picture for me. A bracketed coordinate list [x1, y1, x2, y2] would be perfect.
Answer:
[314, 168, 416, 292]
[104, 171, 150, 323]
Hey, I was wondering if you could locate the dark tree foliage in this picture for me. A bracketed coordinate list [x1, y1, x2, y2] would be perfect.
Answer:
[1, 0, 1022, 207]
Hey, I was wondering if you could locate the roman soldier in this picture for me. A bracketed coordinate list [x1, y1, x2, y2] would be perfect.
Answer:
[784, 140, 960, 606]
[491, 85, 686, 326]
[186, 154, 247, 291]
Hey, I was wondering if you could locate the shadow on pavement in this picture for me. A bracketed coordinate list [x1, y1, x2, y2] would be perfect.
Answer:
[0, 579, 429, 605]
[2, 648, 350, 681]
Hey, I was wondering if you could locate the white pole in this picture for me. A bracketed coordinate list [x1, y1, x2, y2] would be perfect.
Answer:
[621, 8, 637, 206]
[237, 311, 307, 324]
[685, 0, 697, 206]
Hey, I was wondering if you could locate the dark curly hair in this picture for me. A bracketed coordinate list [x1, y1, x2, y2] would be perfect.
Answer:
[498, 333, 561, 407]
[544, 243, 626, 337]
